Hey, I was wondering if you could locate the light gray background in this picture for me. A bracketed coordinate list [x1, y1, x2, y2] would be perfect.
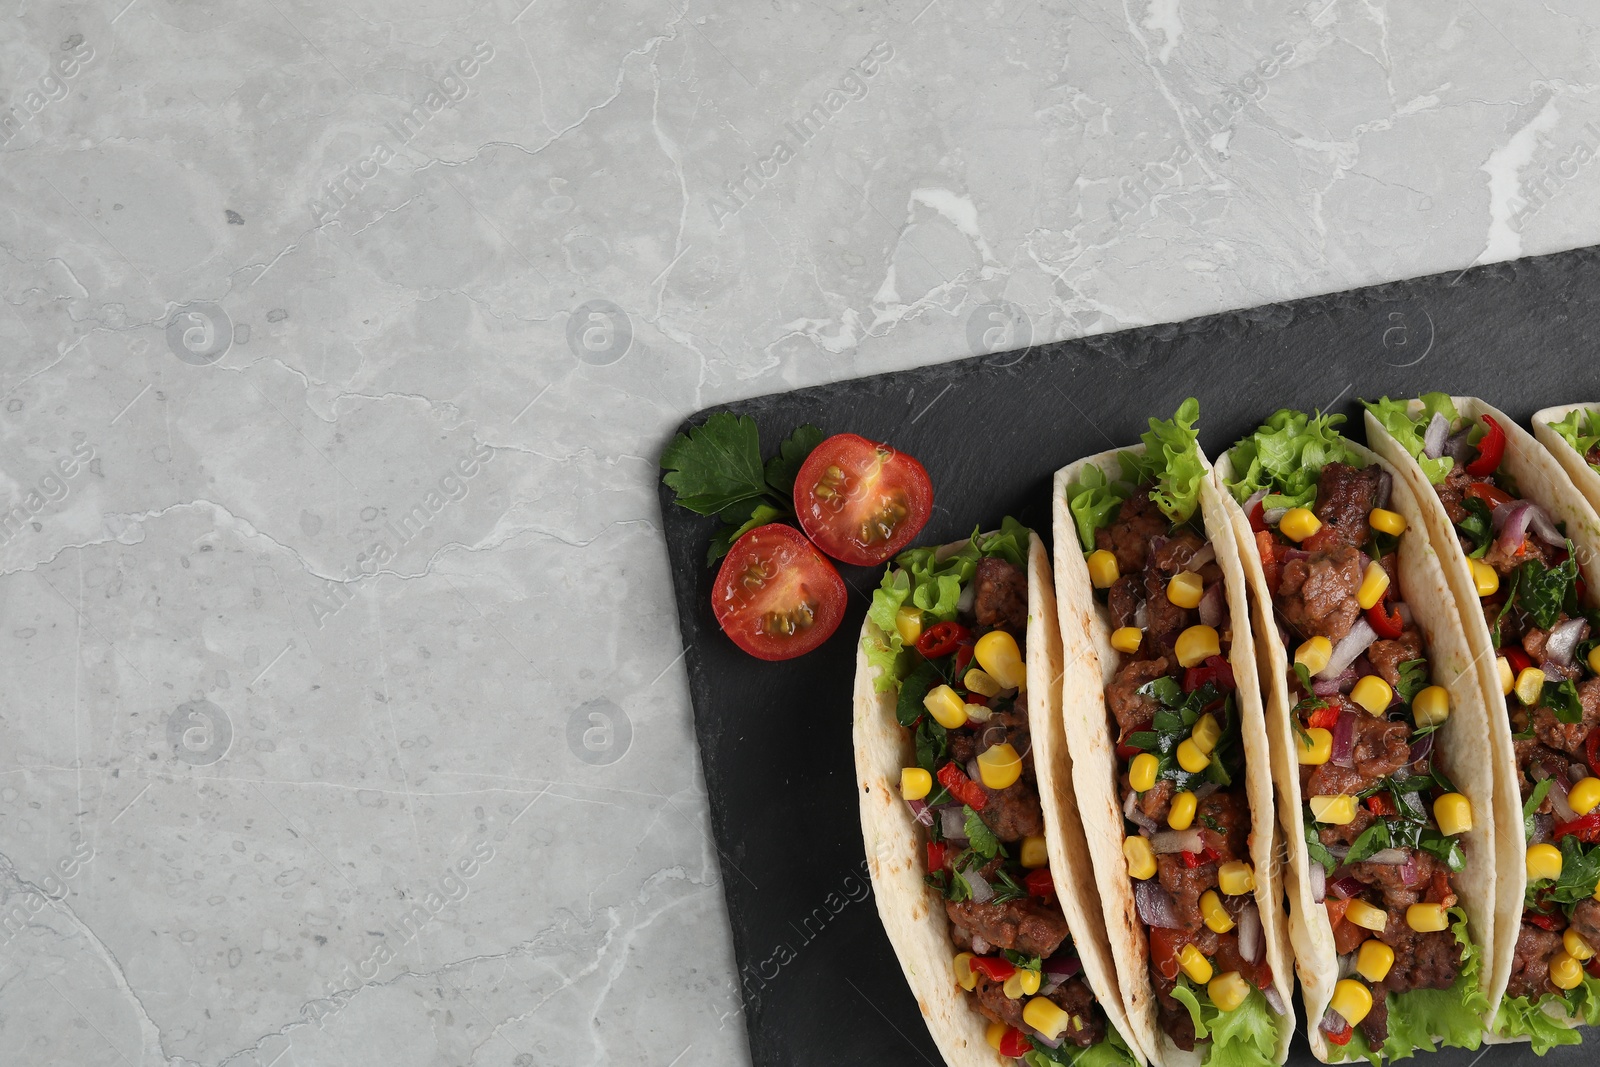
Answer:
[0, 2, 1595, 1065]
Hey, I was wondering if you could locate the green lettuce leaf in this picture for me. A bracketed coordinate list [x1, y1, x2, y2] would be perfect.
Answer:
[1166, 980, 1280, 1067]
[1548, 407, 1600, 473]
[1331, 909, 1486, 1064]
[861, 517, 1031, 692]
[1491, 966, 1600, 1053]
[1361, 394, 1460, 485]
[1064, 462, 1129, 552]
[1124, 397, 1206, 525]
[1025, 1024, 1140, 1067]
[1222, 408, 1359, 510]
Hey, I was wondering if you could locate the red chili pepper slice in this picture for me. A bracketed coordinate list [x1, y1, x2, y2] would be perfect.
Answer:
[1248, 499, 1267, 532]
[917, 621, 970, 659]
[1307, 705, 1341, 730]
[1524, 910, 1562, 931]
[964, 693, 990, 707]
[1464, 480, 1513, 509]
[1180, 850, 1203, 869]
[1183, 654, 1236, 693]
[1587, 731, 1600, 781]
[1025, 867, 1056, 903]
[1366, 597, 1405, 640]
[1325, 1022, 1353, 1046]
[998, 1028, 1032, 1057]
[1465, 415, 1507, 477]
[927, 841, 948, 872]
[1200, 846, 1222, 865]
[1553, 811, 1600, 844]
[937, 762, 988, 811]
[1116, 717, 1153, 760]
[1505, 646, 1533, 677]
[953, 642, 976, 677]
[969, 955, 1017, 981]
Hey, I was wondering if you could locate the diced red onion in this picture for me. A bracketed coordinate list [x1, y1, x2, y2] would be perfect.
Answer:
[1331, 711, 1357, 767]
[1321, 1006, 1348, 1034]
[1374, 470, 1393, 510]
[1263, 506, 1288, 525]
[942, 808, 969, 842]
[1551, 778, 1579, 822]
[908, 799, 934, 827]
[1313, 666, 1357, 697]
[1444, 428, 1474, 465]
[1039, 975, 1067, 997]
[1326, 846, 1351, 863]
[1239, 901, 1263, 964]
[1028, 1027, 1064, 1050]
[1573, 764, 1590, 783]
[1494, 501, 1533, 554]
[1423, 411, 1450, 459]
[1044, 951, 1083, 978]
[1310, 863, 1326, 902]
[1397, 602, 1414, 626]
[971, 934, 993, 955]
[1408, 733, 1434, 765]
[1151, 828, 1206, 854]
[1528, 505, 1565, 546]
[1337, 952, 1358, 979]
[1124, 790, 1159, 834]
[965, 870, 994, 904]
[1264, 986, 1287, 1016]
[1280, 547, 1310, 563]
[1547, 618, 1590, 668]
[1365, 849, 1409, 865]
[1325, 618, 1379, 679]
[1184, 543, 1217, 573]
[1327, 876, 1363, 900]
[1198, 582, 1225, 628]
[967, 758, 982, 780]
[1135, 879, 1184, 929]
[1244, 488, 1268, 513]
[1399, 852, 1419, 886]
[1532, 814, 1554, 845]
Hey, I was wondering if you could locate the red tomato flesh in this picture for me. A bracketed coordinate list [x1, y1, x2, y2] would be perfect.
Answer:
[711, 524, 847, 660]
[793, 433, 932, 566]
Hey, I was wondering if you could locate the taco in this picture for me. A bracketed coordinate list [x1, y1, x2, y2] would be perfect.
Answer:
[1534, 404, 1600, 517]
[1365, 394, 1600, 1053]
[1053, 399, 1295, 1067]
[1216, 408, 1503, 1063]
[856, 518, 1142, 1067]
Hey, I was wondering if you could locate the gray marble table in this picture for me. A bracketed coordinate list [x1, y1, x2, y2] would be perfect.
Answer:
[1, 2, 1597, 1064]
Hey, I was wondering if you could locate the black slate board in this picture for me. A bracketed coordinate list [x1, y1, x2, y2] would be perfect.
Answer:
[658, 246, 1600, 1067]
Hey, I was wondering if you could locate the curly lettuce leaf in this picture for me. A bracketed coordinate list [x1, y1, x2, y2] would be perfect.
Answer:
[1549, 407, 1600, 474]
[1331, 909, 1486, 1064]
[1166, 980, 1279, 1067]
[1123, 397, 1205, 525]
[1024, 1024, 1140, 1067]
[1064, 462, 1129, 552]
[1361, 394, 1460, 485]
[862, 516, 1030, 691]
[1223, 408, 1359, 510]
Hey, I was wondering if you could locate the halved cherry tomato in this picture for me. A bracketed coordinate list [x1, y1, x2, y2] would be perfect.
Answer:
[1256, 530, 1283, 595]
[792, 433, 933, 566]
[1465, 415, 1507, 477]
[1248, 499, 1267, 532]
[1464, 481, 1513, 509]
[1325, 1022, 1353, 1046]
[1148, 927, 1197, 981]
[969, 955, 1017, 981]
[927, 841, 949, 872]
[917, 621, 970, 659]
[1025, 867, 1056, 903]
[1504, 646, 1533, 677]
[1307, 705, 1341, 730]
[711, 524, 847, 660]
[998, 1028, 1032, 1058]
[1366, 596, 1405, 640]
[937, 762, 988, 811]
[1302, 526, 1341, 554]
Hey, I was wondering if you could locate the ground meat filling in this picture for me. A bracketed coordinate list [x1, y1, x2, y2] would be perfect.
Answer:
[974, 557, 1029, 637]
[1275, 542, 1364, 643]
[1047, 976, 1108, 1047]
[1095, 490, 1169, 574]
[1106, 656, 1172, 735]
[1532, 677, 1600, 755]
[948, 899, 1073, 959]
[1507, 922, 1563, 999]
[1313, 462, 1381, 548]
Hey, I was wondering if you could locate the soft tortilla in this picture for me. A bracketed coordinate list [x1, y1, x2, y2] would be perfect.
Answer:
[1367, 397, 1600, 1041]
[1216, 438, 1504, 1060]
[1051, 445, 1295, 1067]
[854, 531, 1141, 1066]
[1533, 402, 1600, 519]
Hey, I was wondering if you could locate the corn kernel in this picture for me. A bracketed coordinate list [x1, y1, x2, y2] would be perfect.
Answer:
[1357, 561, 1392, 610]
[1020, 834, 1049, 869]
[1168, 571, 1205, 609]
[1087, 549, 1120, 589]
[985, 1020, 1008, 1050]
[1552, 951, 1584, 990]
[1496, 655, 1515, 696]
[924, 685, 969, 729]
[975, 631, 1025, 690]
[1209, 971, 1251, 1013]
[1407, 903, 1449, 932]
[1111, 626, 1144, 654]
[1177, 943, 1213, 984]
[1020, 969, 1041, 995]
[1177, 738, 1210, 773]
[900, 767, 932, 801]
[964, 668, 1003, 698]
[1298, 727, 1333, 765]
[1129, 753, 1159, 793]
[1295, 636, 1332, 676]
[1191, 713, 1222, 755]
[1218, 861, 1256, 897]
[1471, 558, 1499, 597]
[1280, 507, 1323, 542]
[953, 952, 978, 991]
[1311, 795, 1358, 825]
[1570, 777, 1600, 817]
[1023, 997, 1072, 1040]
[1201, 890, 1235, 933]
[1004, 970, 1028, 999]
[1566, 928, 1597, 961]
[895, 605, 924, 646]
[1356, 940, 1395, 983]
[1369, 508, 1407, 536]
[1345, 899, 1389, 932]
[1412, 685, 1450, 729]
[1590, 645, 1600, 676]
[978, 743, 1024, 790]
[1433, 793, 1473, 836]
[1515, 667, 1546, 707]
[1350, 675, 1394, 715]
[1124, 835, 1157, 880]
[1175, 625, 1221, 668]
[1330, 979, 1373, 1026]
[1168, 791, 1198, 831]
[1528, 843, 1564, 881]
